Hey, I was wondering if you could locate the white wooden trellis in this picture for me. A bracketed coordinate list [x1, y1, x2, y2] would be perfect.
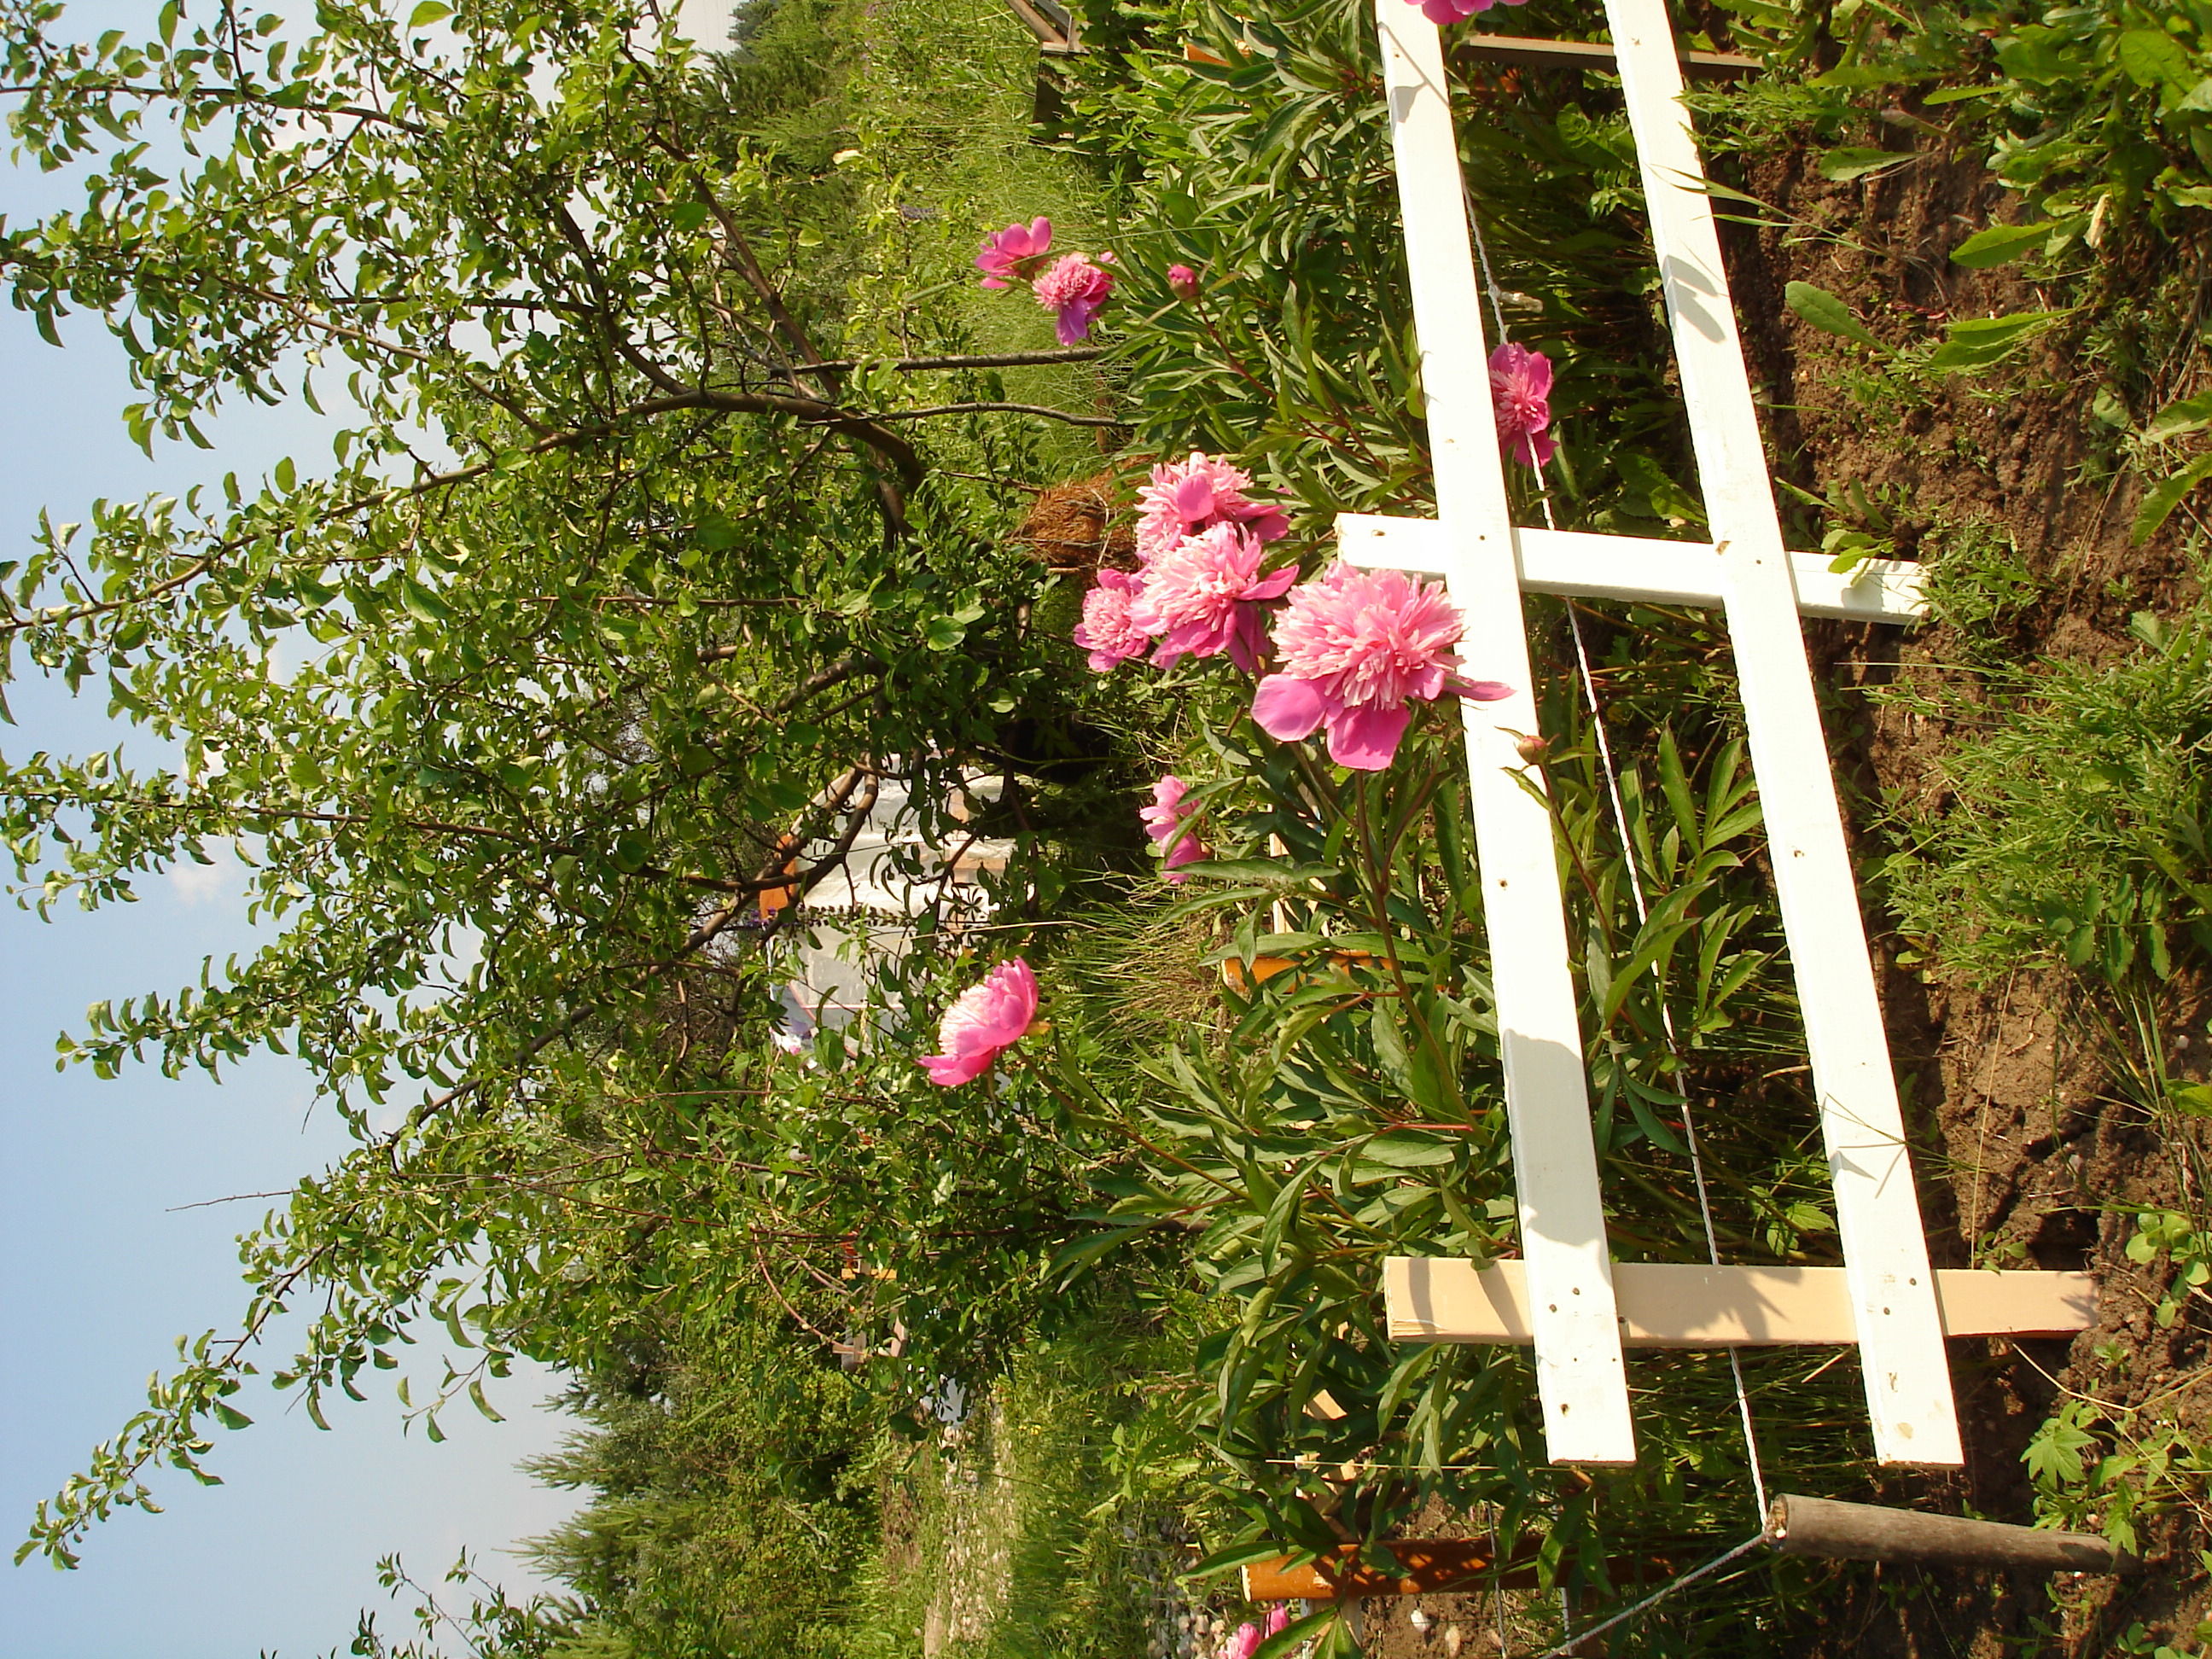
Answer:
[1353, 0, 2090, 1468]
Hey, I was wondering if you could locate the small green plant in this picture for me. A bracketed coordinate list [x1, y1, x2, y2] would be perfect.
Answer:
[2128, 1208, 2212, 1330]
[1920, 515, 2040, 655]
[1778, 475, 1908, 573]
[2025, 1396, 2212, 1557]
[1883, 598, 2212, 985]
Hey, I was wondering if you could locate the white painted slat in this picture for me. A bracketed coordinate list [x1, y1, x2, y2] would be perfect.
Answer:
[1374, 0, 1633, 1464]
[1603, 0, 1961, 1464]
[1334, 513, 1928, 621]
[1384, 1257, 2097, 1347]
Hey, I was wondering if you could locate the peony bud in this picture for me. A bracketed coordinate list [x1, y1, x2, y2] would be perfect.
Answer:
[1167, 263, 1201, 301]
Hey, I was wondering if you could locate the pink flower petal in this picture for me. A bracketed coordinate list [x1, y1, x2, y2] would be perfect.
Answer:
[1074, 568, 1151, 671]
[1163, 831, 1210, 882]
[1170, 474, 1218, 523]
[918, 958, 1039, 1086]
[1223, 604, 1268, 673]
[1325, 700, 1413, 770]
[1252, 673, 1327, 742]
[1138, 774, 1193, 844]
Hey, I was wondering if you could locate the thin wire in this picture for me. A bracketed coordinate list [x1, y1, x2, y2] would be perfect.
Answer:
[1463, 187, 1770, 1523]
[1527, 1530, 1772, 1659]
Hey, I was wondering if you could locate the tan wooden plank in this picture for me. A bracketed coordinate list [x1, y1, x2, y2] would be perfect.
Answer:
[1385, 1257, 2096, 1347]
[1450, 32, 1760, 79]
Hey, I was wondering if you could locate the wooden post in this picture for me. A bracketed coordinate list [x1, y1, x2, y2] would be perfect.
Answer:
[1242, 1541, 1685, 1599]
[1599, 0, 1962, 1465]
[1373, 0, 1634, 1465]
[1767, 1494, 2139, 1574]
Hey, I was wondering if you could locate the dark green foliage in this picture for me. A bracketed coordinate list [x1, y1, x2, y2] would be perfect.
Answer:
[525, 1322, 878, 1659]
[1884, 602, 2212, 989]
[1086, 0, 1707, 542]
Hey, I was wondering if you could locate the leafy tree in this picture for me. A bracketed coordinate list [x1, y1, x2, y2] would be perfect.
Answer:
[1, 0, 1123, 1565]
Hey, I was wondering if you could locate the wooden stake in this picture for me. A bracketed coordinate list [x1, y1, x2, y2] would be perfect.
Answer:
[1242, 1541, 1683, 1600]
[1602, 0, 1961, 1465]
[1767, 1494, 2139, 1574]
[1372, 0, 1635, 1465]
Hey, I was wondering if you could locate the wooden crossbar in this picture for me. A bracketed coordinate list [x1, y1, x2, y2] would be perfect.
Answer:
[1385, 1258, 2097, 1347]
[1334, 513, 1928, 622]
[1452, 32, 1761, 79]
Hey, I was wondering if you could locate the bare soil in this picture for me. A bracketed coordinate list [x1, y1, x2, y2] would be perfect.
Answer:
[1716, 126, 2212, 1656]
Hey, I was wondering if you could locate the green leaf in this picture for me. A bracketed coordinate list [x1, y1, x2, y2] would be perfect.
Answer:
[2116, 28, 2192, 90]
[399, 576, 450, 624]
[2144, 390, 2212, 445]
[1925, 310, 2064, 371]
[1359, 1129, 1458, 1168]
[1995, 28, 2072, 86]
[1808, 65, 1912, 90]
[210, 1401, 254, 1429]
[2169, 1083, 2212, 1117]
[1818, 146, 1912, 183]
[2131, 452, 2212, 544]
[1949, 220, 2073, 269]
[408, 1, 452, 26]
[1188, 1539, 1298, 1578]
[1784, 282, 1885, 353]
[611, 831, 652, 872]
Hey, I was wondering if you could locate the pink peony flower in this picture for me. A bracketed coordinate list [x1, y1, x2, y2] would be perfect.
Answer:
[1135, 452, 1289, 564]
[1223, 1623, 1262, 1659]
[1414, 0, 1526, 25]
[1266, 1607, 1290, 1637]
[1167, 263, 1202, 300]
[919, 958, 1040, 1086]
[1074, 567, 1152, 672]
[976, 217, 1053, 288]
[1252, 562, 1512, 770]
[1128, 521, 1297, 671]
[1488, 341, 1556, 468]
[1139, 774, 1211, 882]
[1033, 252, 1116, 344]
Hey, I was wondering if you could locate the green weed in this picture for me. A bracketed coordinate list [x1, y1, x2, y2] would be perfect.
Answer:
[1883, 597, 2212, 986]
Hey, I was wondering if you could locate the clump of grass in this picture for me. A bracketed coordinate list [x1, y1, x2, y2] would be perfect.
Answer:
[1882, 595, 2212, 987]
[1044, 903, 1221, 1055]
[1921, 515, 2043, 661]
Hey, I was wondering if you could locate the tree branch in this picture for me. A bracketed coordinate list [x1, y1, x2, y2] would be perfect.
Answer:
[856, 401, 1121, 429]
